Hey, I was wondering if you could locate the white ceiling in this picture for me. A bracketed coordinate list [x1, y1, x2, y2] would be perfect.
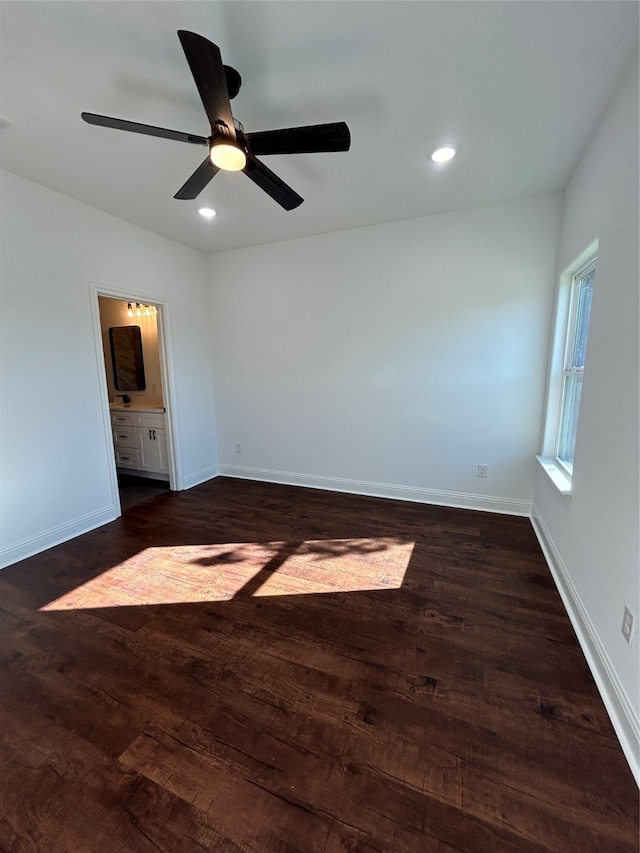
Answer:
[1, 1, 638, 254]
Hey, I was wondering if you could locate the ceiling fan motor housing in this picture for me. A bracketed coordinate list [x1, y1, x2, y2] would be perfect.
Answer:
[81, 30, 350, 210]
[223, 65, 242, 100]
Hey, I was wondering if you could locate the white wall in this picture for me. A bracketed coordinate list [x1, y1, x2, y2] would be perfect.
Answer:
[532, 58, 639, 781]
[0, 170, 219, 567]
[209, 193, 562, 514]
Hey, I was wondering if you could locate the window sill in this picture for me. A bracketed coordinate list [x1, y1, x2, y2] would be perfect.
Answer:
[536, 456, 572, 497]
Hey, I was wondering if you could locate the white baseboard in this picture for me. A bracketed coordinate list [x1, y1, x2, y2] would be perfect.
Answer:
[218, 464, 532, 516]
[182, 465, 219, 490]
[0, 505, 118, 570]
[531, 507, 640, 787]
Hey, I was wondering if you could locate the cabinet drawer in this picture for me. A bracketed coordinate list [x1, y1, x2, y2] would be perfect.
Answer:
[112, 426, 137, 448]
[135, 412, 165, 428]
[111, 411, 135, 426]
[115, 447, 140, 469]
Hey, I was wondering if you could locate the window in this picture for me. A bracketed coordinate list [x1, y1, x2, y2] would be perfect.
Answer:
[555, 259, 595, 475]
[538, 250, 597, 493]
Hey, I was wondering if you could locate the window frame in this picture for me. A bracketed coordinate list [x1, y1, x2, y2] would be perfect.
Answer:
[554, 256, 596, 477]
[537, 241, 598, 496]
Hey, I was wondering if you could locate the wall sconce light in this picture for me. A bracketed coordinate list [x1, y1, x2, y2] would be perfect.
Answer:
[127, 302, 157, 319]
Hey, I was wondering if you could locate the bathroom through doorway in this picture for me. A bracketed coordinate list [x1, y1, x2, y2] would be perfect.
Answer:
[96, 293, 175, 514]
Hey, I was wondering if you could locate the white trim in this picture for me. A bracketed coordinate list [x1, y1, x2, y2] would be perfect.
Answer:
[539, 240, 599, 458]
[219, 465, 532, 516]
[155, 299, 183, 490]
[0, 506, 117, 570]
[183, 465, 219, 489]
[89, 283, 183, 494]
[531, 508, 640, 787]
[535, 456, 572, 497]
[88, 284, 122, 516]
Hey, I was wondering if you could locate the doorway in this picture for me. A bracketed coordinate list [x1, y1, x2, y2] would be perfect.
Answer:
[95, 292, 175, 513]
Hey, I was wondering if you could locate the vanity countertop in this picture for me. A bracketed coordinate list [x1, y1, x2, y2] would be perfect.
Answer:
[110, 403, 165, 412]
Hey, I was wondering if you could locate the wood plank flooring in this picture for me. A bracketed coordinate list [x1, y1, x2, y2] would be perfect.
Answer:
[117, 473, 170, 511]
[0, 478, 637, 852]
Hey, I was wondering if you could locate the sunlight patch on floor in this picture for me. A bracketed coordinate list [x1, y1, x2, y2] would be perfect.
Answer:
[39, 538, 414, 610]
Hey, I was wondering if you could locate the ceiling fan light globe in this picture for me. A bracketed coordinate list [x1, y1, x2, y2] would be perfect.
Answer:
[210, 142, 246, 171]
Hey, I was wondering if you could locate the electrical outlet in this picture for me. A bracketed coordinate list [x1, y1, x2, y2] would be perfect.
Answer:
[477, 464, 488, 478]
[622, 607, 634, 645]
[235, 442, 242, 454]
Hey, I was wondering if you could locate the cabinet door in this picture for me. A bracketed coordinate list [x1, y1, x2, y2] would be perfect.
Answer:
[136, 426, 169, 476]
[153, 428, 169, 476]
[137, 427, 157, 472]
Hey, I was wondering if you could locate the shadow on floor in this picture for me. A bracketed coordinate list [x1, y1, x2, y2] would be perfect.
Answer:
[117, 473, 169, 511]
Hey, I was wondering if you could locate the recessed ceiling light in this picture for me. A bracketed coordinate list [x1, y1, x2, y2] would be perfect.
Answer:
[431, 146, 456, 163]
[198, 208, 217, 218]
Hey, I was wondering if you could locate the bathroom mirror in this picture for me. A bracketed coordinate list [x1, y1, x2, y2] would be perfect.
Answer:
[109, 325, 146, 391]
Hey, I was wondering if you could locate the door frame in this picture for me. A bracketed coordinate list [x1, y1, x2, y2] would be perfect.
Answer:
[89, 282, 182, 516]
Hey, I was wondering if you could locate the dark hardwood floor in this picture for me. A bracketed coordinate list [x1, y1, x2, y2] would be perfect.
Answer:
[117, 473, 170, 511]
[0, 478, 637, 852]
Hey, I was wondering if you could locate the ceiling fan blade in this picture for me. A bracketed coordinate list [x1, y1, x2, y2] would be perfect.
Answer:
[245, 122, 350, 156]
[174, 157, 219, 200]
[81, 112, 209, 146]
[177, 30, 235, 141]
[243, 154, 303, 210]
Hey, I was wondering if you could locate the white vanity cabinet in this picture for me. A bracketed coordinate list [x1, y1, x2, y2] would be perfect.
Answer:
[111, 408, 168, 479]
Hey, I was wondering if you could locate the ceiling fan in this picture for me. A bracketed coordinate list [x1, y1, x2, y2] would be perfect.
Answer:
[82, 30, 351, 210]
